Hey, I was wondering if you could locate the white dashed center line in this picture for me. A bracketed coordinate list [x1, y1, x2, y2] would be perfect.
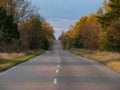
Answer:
[53, 50, 61, 85]
[54, 78, 57, 84]
[57, 65, 60, 68]
[56, 69, 59, 74]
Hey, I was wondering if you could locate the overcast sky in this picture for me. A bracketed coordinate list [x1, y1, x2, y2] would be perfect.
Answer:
[30, 0, 104, 39]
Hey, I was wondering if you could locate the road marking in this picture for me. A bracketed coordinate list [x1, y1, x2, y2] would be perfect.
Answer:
[54, 78, 57, 84]
[56, 69, 59, 74]
[57, 65, 60, 68]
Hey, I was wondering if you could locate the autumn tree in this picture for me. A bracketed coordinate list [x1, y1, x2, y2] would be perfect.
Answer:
[97, 0, 120, 51]
[0, 0, 55, 52]
[73, 16, 87, 48]
[42, 22, 55, 49]
[19, 15, 55, 50]
[19, 16, 44, 50]
[79, 14, 100, 49]
[60, 14, 100, 50]
[60, 25, 78, 49]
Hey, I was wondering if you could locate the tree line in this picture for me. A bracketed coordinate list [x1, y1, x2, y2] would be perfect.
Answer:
[0, 0, 55, 52]
[59, 0, 120, 52]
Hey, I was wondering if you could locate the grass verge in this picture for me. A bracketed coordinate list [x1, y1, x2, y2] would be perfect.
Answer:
[0, 50, 45, 72]
[70, 49, 120, 73]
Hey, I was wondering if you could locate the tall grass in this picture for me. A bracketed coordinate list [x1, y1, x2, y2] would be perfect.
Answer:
[70, 49, 120, 72]
[0, 50, 45, 72]
[0, 53, 25, 59]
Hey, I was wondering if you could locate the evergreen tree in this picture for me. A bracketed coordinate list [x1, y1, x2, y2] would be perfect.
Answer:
[0, 6, 19, 44]
[97, 0, 120, 28]
[97, 0, 120, 51]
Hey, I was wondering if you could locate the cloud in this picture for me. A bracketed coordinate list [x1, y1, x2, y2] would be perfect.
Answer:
[47, 18, 76, 39]
[30, 0, 104, 39]
[48, 18, 76, 28]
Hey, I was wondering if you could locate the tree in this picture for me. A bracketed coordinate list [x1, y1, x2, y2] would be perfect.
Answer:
[60, 14, 100, 50]
[74, 14, 100, 49]
[97, 0, 120, 28]
[98, 0, 120, 51]
[99, 18, 120, 51]
[0, 6, 19, 44]
[42, 22, 55, 40]
[0, 0, 55, 52]
[73, 16, 87, 48]
[97, 0, 120, 51]
[19, 15, 55, 50]
[19, 16, 44, 50]
[96, 7, 103, 16]
[0, 0, 38, 23]
[42, 22, 55, 49]
[103, 0, 111, 12]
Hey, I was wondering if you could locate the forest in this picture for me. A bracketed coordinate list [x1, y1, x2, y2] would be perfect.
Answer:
[59, 0, 120, 52]
[0, 0, 55, 52]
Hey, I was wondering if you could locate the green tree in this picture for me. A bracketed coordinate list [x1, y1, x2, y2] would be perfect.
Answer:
[0, 6, 19, 44]
[103, 0, 111, 12]
[96, 7, 103, 16]
[97, 0, 120, 51]
[97, 0, 120, 28]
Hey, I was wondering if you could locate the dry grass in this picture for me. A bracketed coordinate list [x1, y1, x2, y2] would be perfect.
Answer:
[0, 50, 45, 72]
[0, 53, 25, 59]
[70, 49, 120, 72]
[0, 63, 13, 70]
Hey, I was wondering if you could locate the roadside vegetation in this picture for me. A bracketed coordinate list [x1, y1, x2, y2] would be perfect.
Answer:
[0, 50, 45, 72]
[70, 49, 120, 72]
[0, 0, 55, 71]
[0, 0, 55, 52]
[59, 0, 120, 72]
[59, 0, 120, 52]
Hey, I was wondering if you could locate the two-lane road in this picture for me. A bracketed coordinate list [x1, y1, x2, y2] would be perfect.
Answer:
[0, 40, 120, 90]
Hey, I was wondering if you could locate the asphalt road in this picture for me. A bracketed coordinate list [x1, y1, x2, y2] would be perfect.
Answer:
[0, 40, 120, 90]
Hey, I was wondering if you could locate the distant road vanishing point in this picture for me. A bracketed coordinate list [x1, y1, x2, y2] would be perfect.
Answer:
[0, 40, 120, 90]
